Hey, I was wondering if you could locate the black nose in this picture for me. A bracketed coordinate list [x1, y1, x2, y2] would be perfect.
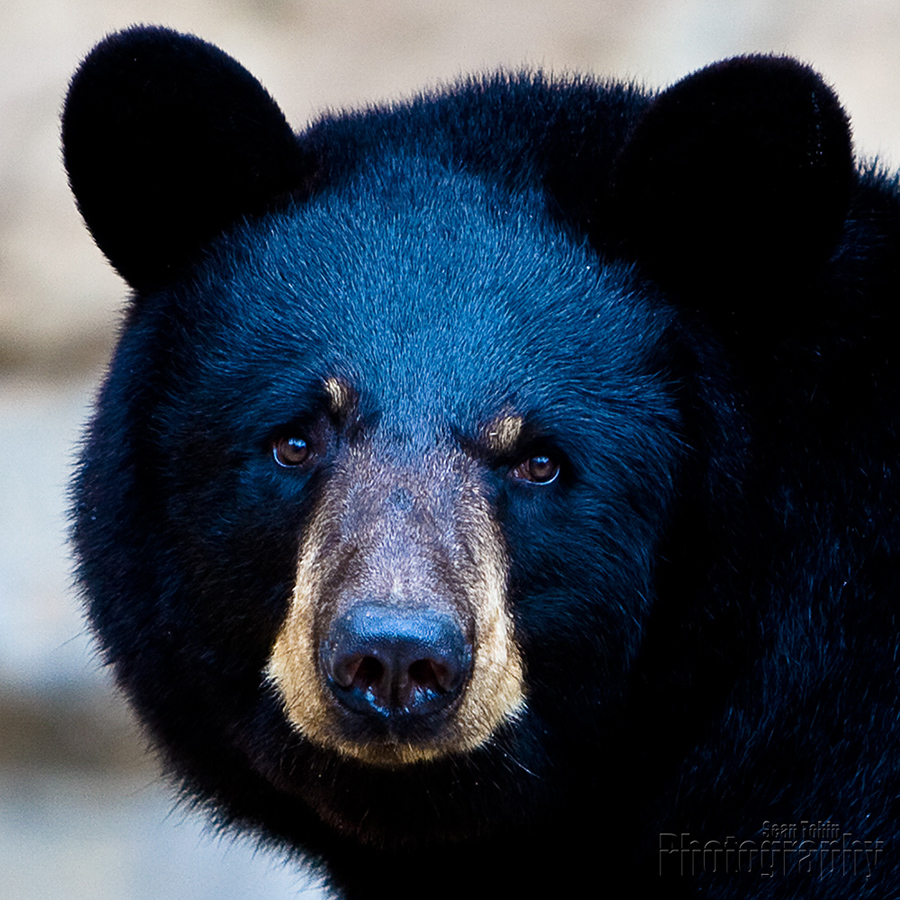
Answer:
[322, 603, 471, 718]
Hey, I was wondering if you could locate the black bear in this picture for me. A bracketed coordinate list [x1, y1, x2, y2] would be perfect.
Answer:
[64, 26, 900, 899]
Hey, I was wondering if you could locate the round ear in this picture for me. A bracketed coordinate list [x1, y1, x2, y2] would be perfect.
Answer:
[62, 26, 312, 291]
[613, 56, 854, 310]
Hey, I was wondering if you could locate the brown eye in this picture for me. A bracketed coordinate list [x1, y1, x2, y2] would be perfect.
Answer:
[273, 435, 310, 467]
[512, 454, 559, 484]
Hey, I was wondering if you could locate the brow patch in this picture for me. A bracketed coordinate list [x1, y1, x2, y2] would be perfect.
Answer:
[486, 415, 525, 455]
[323, 376, 354, 419]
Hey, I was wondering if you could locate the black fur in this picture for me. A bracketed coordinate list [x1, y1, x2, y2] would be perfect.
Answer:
[65, 26, 900, 898]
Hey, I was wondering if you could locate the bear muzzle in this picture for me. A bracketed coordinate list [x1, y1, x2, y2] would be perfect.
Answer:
[267, 447, 527, 766]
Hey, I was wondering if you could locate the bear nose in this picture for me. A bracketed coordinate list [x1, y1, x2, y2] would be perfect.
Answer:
[321, 604, 471, 717]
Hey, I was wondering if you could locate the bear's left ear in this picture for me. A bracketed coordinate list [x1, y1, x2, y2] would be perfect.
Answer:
[62, 26, 311, 292]
[613, 56, 854, 310]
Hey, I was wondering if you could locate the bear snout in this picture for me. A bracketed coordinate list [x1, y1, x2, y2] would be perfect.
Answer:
[266, 446, 526, 765]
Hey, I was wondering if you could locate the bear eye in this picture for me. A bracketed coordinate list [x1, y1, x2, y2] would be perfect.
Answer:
[511, 453, 560, 485]
[272, 435, 310, 468]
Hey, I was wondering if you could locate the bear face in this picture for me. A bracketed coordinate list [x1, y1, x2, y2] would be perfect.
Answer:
[65, 25, 899, 899]
[74, 150, 685, 837]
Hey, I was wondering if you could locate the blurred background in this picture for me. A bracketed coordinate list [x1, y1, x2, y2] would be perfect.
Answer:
[3, 1, 900, 897]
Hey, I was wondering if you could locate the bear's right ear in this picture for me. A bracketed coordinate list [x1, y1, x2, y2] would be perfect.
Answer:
[62, 26, 311, 292]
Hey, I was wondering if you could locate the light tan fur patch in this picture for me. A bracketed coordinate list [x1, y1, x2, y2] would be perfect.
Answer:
[486, 414, 524, 455]
[323, 376, 354, 419]
[267, 454, 526, 767]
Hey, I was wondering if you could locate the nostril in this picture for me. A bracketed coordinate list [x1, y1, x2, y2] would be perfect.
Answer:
[408, 657, 451, 694]
[355, 656, 386, 690]
[333, 654, 386, 692]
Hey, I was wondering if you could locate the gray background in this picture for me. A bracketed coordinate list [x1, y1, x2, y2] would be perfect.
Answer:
[3, 1, 900, 897]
